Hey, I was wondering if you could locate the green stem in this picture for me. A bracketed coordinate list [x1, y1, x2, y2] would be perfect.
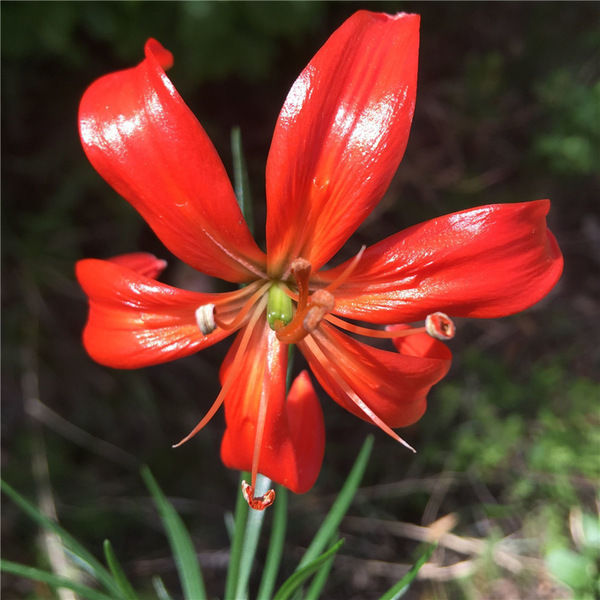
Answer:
[256, 485, 288, 600]
[231, 126, 254, 234]
[233, 474, 273, 600]
[224, 471, 250, 599]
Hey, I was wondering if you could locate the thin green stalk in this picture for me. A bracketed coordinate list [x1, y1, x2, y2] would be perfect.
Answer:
[103, 540, 138, 600]
[224, 471, 250, 599]
[1, 479, 121, 597]
[378, 544, 437, 600]
[140, 467, 206, 600]
[273, 539, 345, 600]
[233, 473, 272, 600]
[231, 126, 254, 233]
[152, 576, 174, 600]
[0, 560, 116, 600]
[256, 485, 288, 600]
[297, 435, 374, 570]
[303, 537, 337, 600]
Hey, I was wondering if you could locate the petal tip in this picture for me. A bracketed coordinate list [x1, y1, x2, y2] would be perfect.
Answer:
[144, 38, 174, 69]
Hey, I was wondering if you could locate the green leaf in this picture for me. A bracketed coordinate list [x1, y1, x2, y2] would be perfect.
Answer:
[1, 479, 121, 597]
[303, 537, 337, 600]
[581, 513, 600, 549]
[297, 436, 373, 570]
[231, 126, 254, 234]
[103, 539, 138, 600]
[378, 544, 436, 600]
[152, 576, 174, 600]
[257, 485, 288, 600]
[546, 547, 597, 591]
[224, 471, 250, 599]
[140, 466, 206, 600]
[152, 575, 173, 600]
[0, 559, 115, 600]
[273, 539, 345, 600]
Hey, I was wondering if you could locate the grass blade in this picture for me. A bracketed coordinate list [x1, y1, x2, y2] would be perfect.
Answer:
[103, 539, 138, 600]
[140, 466, 206, 600]
[303, 542, 337, 600]
[0, 560, 115, 600]
[273, 539, 345, 600]
[378, 544, 437, 600]
[257, 485, 288, 600]
[297, 436, 373, 570]
[1, 479, 121, 597]
[152, 576, 174, 600]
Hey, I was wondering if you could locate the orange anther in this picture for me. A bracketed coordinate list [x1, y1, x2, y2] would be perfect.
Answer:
[425, 312, 456, 340]
[241, 480, 276, 510]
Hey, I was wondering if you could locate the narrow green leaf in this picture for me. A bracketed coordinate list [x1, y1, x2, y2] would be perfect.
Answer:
[273, 539, 345, 600]
[0, 559, 115, 600]
[231, 126, 254, 234]
[257, 485, 288, 600]
[152, 576, 174, 600]
[234, 473, 272, 600]
[303, 544, 336, 600]
[140, 466, 206, 600]
[1, 479, 121, 597]
[103, 540, 138, 600]
[224, 471, 250, 599]
[298, 436, 374, 570]
[378, 544, 436, 600]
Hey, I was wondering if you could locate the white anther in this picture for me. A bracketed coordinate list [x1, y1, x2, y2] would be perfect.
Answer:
[425, 312, 456, 340]
[195, 304, 216, 335]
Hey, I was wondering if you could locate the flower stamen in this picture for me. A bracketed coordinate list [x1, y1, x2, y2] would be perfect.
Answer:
[173, 298, 268, 448]
[276, 288, 335, 344]
[325, 313, 456, 342]
[213, 282, 270, 331]
[323, 245, 366, 294]
[303, 289, 335, 333]
[241, 481, 276, 511]
[425, 312, 455, 340]
[304, 335, 416, 453]
[195, 304, 216, 335]
[290, 257, 311, 312]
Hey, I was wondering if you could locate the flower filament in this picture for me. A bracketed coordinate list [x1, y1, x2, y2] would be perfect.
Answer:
[181, 250, 456, 508]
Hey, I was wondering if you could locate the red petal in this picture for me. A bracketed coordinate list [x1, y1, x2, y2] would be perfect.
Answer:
[317, 200, 563, 323]
[108, 252, 168, 279]
[299, 322, 451, 428]
[79, 39, 266, 283]
[76, 257, 231, 368]
[265, 11, 419, 274]
[220, 321, 325, 494]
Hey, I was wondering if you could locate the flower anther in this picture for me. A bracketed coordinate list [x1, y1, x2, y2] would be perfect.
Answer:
[425, 312, 456, 340]
[241, 480, 276, 511]
[195, 304, 216, 335]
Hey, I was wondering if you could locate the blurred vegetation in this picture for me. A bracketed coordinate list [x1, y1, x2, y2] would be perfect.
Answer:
[2, 2, 599, 599]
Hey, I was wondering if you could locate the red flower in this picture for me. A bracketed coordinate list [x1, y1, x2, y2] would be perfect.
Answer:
[76, 11, 562, 506]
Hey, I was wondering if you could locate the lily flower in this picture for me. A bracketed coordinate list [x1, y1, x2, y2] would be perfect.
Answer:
[76, 11, 562, 507]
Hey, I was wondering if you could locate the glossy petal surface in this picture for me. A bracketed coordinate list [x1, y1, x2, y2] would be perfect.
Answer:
[79, 39, 266, 283]
[221, 322, 325, 493]
[300, 322, 451, 428]
[76, 257, 231, 368]
[266, 11, 419, 274]
[317, 200, 563, 323]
